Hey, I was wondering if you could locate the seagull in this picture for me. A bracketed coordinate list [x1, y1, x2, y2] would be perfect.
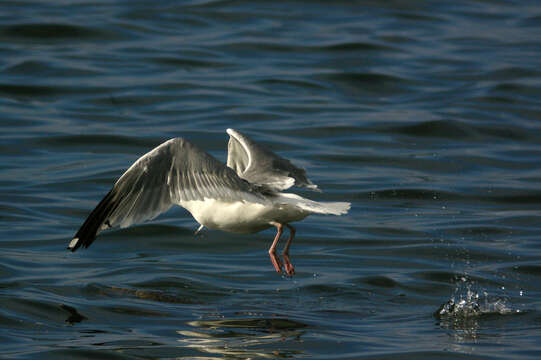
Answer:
[68, 129, 350, 275]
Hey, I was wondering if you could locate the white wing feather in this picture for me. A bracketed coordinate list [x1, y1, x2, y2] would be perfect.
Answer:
[226, 128, 319, 191]
[69, 138, 264, 251]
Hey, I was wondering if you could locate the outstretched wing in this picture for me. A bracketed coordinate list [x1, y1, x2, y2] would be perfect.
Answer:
[69, 138, 263, 252]
[226, 128, 319, 192]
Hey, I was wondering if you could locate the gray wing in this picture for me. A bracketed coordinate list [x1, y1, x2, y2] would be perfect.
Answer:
[69, 138, 263, 251]
[226, 128, 319, 192]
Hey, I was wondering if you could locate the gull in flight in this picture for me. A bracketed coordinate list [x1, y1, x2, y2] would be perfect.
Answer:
[68, 129, 350, 275]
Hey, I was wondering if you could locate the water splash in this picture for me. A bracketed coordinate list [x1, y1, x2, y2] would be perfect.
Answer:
[435, 276, 520, 341]
[436, 276, 517, 318]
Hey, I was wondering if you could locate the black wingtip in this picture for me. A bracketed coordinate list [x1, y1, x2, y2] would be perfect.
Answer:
[68, 189, 121, 252]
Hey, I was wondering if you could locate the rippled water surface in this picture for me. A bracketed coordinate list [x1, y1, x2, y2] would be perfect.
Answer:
[2, 1, 541, 359]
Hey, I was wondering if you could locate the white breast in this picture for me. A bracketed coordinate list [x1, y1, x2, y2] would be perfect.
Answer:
[179, 197, 309, 234]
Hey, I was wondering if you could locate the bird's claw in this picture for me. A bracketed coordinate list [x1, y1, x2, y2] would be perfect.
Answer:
[283, 254, 295, 276]
[269, 251, 295, 276]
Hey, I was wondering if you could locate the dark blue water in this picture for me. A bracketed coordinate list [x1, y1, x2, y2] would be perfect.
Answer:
[2, 1, 541, 359]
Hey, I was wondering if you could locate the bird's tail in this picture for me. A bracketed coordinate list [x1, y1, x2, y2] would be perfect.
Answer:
[310, 200, 351, 215]
[276, 193, 350, 215]
[68, 189, 121, 252]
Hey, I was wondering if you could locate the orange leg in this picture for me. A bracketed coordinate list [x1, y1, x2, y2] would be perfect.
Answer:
[282, 224, 296, 275]
[268, 222, 283, 273]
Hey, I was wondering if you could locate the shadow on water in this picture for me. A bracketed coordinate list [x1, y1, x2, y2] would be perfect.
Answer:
[60, 304, 87, 324]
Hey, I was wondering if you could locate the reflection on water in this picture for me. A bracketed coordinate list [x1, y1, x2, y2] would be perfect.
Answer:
[108, 285, 201, 305]
[177, 317, 306, 359]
